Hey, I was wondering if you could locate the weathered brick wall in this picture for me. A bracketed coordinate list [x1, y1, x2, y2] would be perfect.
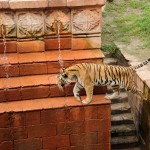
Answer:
[0, 104, 111, 150]
[118, 52, 150, 150]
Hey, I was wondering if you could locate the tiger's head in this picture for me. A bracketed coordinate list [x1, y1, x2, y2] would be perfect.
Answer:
[57, 67, 78, 88]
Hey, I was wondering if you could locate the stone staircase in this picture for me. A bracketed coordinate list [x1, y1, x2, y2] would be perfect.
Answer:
[104, 54, 140, 150]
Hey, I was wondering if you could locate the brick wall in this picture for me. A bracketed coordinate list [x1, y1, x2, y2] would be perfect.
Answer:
[0, 104, 111, 150]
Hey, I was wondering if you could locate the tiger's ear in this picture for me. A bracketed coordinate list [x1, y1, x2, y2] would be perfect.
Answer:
[60, 67, 66, 73]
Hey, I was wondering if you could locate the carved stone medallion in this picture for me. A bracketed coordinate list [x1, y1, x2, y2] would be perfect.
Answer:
[45, 9, 70, 35]
[72, 8, 101, 34]
[0, 11, 16, 37]
[17, 11, 44, 38]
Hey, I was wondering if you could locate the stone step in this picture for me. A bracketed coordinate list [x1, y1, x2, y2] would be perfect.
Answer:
[111, 102, 131, 115]
[0, 94, 109, 113]
[0, 74, 106, 102]
[111, 136, 139, 149]
[111, 113, 134, 125]
[107, 92, 128, 104]
[111, 124, 136, 137]
[0, 49, 104, 77]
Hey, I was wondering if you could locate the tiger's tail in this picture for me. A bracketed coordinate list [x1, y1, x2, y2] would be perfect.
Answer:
[134, 58, 150, 69]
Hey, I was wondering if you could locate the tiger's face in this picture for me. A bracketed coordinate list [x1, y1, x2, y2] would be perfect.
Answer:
[57, 68, 76, 88]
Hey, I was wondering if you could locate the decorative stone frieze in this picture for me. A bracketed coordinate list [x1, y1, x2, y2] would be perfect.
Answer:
[72, 8, 101, 34]
[0, 11, 16, 38]
[45, 9, 70, 35]
[16, 11, 44, 38]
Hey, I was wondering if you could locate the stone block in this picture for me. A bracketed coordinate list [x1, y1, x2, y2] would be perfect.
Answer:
[0, 11, 16, 37]
[14, 138, 42, 150]
[9, 0, 48, 9]
[43, 135, 70, 149]
[17, 41, 45, 53]
[49, 0, 67, 7]
[0, 0, 10, 9]
[45, 38, 71, 50]
[0, 41, 17, 53]
[71, 7, 102, 34]
[28, 124, 56, 138]
[16, 11, 44, 38]
[67, 0, 105, 7]
[0, 141, 13, 150]
[72, 37, 101, 50]
[45, 9, 70, 35]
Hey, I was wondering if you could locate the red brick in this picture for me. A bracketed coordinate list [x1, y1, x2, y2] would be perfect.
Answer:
[14, 138, 42, 150]
[25, 111, 40, 126]
[57, 121, 84, 135]
[57, 146, 84, 150]
[12, 127, 28, 140]
[45, 38, 71, 50]
[99, 143, 111, 150]
[0, 113, 10, 128]
[84, 119, 101, 132]
[12, 113, 25, 127]
[98, 131, 110, 144]
[0, 128, 11, 142]
[20, 63, 47, 76]
[99, 119, 111, 132]
[43, 135, 70, 149]
[0, 89, 6, 102]
[72, 37, 101, 50]
[0, 65, 19, 78]
[41, 108, 67, 124]
[6, 88, 21, 101]
[69, 107, 85, 121]
[17, 41, 45, 53]
[21, 86, 50, 100]
[0, 41, 17, 53]
[70, 132, 98, 146]
[47, 61, 61, 74]
[84, 106, 98, 119]
[50, 85, 65, 97]
[28, 124, 56, 138]
[0, 141, 13, 150]
[97, 105, 111, 120]
[84, 144, 110, 150]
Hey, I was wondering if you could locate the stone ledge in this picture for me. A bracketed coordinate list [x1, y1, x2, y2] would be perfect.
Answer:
[9, 0, 48, 9]
[7, 0, 105, 9]
[0, 94, 110, 113]
[0, 0, 10, 9]
[67, 0, 105, 7]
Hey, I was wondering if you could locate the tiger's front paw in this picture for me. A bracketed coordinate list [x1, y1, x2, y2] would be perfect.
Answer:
[82, 99, 91, 105]
[75, 96, 81, 101]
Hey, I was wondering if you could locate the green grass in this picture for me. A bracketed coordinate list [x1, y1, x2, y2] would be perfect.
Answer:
[101, 0, 150, 52]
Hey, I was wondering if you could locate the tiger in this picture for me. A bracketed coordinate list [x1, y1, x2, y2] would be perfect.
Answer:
[57, 58, 150, 104]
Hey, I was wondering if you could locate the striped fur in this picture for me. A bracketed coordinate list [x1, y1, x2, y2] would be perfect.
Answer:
[57, 60, 149, 104]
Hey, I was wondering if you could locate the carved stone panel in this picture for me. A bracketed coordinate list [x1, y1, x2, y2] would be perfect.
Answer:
[45, 9, 70, 35]
[17, 11, 44, 38]
[72, 8, 101, 34]
[0, 11, 16, 38]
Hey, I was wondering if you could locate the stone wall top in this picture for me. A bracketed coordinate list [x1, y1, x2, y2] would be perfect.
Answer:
[0, 0, 106, 10]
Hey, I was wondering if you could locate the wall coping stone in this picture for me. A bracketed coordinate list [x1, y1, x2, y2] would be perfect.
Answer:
[0, 95, 110, 113]
[3, 0, 105, 9]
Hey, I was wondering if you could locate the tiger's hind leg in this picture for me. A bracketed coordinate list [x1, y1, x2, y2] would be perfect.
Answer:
[127, 83, 147, 100]
[105, 85, 120, 100]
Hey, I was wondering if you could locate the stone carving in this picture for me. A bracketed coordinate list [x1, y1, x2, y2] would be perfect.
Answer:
[72, 8, 101, 34]
[0, 11, 16, 37]
[17, 11, 44, 38]
[45, 9, 70, 35]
